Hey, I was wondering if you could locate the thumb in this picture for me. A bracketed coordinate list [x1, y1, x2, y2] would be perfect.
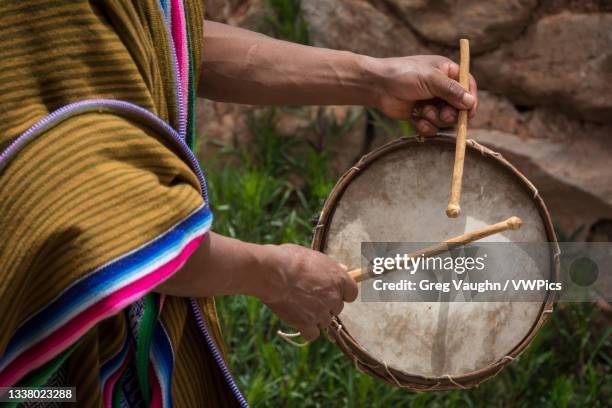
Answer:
[339, 263, 358, 302]
[428, 71, 475, 110]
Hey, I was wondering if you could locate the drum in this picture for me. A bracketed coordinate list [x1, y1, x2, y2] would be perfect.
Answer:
[312, 135, 559, 390]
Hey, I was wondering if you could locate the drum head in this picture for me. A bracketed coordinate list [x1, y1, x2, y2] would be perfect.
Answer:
[314, 136, 557, 390]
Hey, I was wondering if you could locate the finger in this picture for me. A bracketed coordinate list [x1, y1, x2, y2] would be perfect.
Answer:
[412, 101, 431, 121]
[318, 312, 333, 329]
[468, 74, 478, 118]
[415, 119, 438, 136]
[298, 325, 320, 342]
[379, 97, 412, 120]
[440, 105, 458, 124]
[445, 61, 460, 81]
[421, 104, 452, 129]
[428, 71, 475, 111]
[342, 272, 359, 302]
[331, 301, 344, 316]
[436, 59, 477, 117]
[421, 104, 438, 123]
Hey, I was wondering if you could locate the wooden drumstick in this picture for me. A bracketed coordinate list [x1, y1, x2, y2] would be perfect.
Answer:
[348, 216, 522, 282]
[446, 38, 471, 218]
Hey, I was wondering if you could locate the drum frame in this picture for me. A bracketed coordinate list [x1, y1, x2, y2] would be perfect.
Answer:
[312, 135, 560, 391]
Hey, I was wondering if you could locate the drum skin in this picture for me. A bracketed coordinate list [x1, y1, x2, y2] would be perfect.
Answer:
[313, 136, 558, 390]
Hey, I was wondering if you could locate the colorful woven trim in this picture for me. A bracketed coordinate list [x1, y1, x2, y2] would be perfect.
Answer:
[171, 0, 189, 118]
[101, 338, 132, 402]
[0, 204, 212, 387]
[103, 346, 133, 407]
[150, 318, 175, 408]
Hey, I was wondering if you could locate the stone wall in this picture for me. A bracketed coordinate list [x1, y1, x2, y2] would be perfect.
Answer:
[199, 0, 612, 234]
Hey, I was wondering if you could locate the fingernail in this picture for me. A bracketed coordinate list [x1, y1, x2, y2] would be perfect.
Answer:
[462, 92, 475, 108]
[417, 120, 435, 135]
[339, 263, 348, 271]
[424, 109, 436, 122]
[443, 111, 456, 122]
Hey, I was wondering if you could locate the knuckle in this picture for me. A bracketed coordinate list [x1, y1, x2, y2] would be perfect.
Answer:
[294, 252, 309, 271]
[346, 287, 358, 302]
[447, 81, 463, 98]
[325, 292, 341, 310]
[302, 313, 317, 327]
[303, 327, 319, 341]
[417, 120, 430, 132]
[422, 105, 437, 121]
[333, 302, 344, 315]
[318, 312, 333, 325]
[423, 69, 436, 84]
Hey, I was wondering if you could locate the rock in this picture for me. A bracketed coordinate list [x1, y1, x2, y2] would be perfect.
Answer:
[386, 0, 537, 53]
[466, 90, 612, 230]
[470, 91, 522, 135]
[473, 12, 612, 124]
[205, 0, 269, 31]
[469, 127, 612, 232]
[301, 0, 428, 57]
[195, 99, 261, 161]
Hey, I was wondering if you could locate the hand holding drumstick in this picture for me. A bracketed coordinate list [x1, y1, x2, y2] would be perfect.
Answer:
[278, 216, 523, 346]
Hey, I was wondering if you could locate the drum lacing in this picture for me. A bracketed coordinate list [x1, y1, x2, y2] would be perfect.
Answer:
[382, 365, 474, 392]
[381, 362, 424, 390]
[328, 321, 361, 371]
[484, 356, 517, 385]
[445, 375, 468, 390]
[418, 382, 443, 392]
[547, 248, 563, 304]
[436, 131, 454, 138]
[519, 176, 541, 200]
[427, 356, 515, 391]
[327, 317, 344, 344]
[470, 139, 502, 159]
[449, 356, 517, 390]
[328, 319, 381, 375]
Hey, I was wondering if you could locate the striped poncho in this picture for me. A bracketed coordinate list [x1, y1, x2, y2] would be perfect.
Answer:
[0, 1, 247, 406]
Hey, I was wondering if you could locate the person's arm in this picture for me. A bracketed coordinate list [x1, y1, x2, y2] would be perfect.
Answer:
[200, 21, 478, 135]
[156, 232, 358, 341]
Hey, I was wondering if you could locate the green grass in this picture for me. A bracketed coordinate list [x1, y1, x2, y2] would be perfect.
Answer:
[264, 0, 310, 45]
[201, 109, 611, 407]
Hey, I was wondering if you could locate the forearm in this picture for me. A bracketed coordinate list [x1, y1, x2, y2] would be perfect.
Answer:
[155, 231, 285, 301]
[200, 21, 375, 106]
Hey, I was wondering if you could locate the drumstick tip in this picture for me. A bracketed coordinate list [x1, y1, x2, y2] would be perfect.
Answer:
[446, 203, 460, 218]
[507, 216, 523, 230]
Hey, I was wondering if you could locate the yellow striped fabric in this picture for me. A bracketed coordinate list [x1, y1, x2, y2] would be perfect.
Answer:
[0, 1, 238, 406]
